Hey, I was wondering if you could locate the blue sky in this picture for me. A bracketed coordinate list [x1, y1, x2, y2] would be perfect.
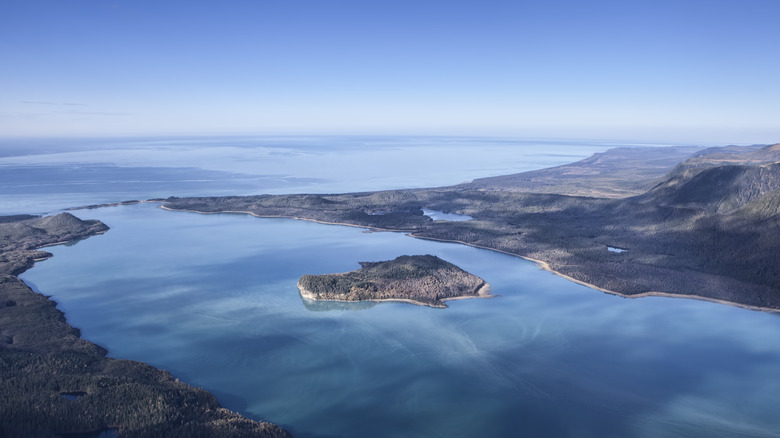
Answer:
[1, 0, 779, 142]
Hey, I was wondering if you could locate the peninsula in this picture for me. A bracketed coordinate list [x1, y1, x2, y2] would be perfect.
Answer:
[4, 142, 780, 436]
[163, 143, 780, 312]
[298, 255, 490, 308]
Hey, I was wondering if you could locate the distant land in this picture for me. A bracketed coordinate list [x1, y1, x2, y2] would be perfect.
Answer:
[298, 254, 490, 308]
[463, 145, 707, 197]
[3, 142, 780, 437]
[164, 143, 780, 311]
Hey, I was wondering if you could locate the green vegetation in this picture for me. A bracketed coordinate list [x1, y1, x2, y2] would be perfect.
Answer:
[298, 255, 489, 308]
[0, 214, 290, 438]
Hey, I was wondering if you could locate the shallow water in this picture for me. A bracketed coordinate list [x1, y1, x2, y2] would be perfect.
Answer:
[21, 203, 780, 438]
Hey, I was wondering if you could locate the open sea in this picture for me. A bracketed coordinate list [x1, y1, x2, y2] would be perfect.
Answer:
[5, 136, 780, 437]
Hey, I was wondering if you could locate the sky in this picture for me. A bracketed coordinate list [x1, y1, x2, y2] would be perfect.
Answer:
[1, 0, 779, 143]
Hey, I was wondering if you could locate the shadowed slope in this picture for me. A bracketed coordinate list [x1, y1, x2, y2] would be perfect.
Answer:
[638, 162, 780, 213]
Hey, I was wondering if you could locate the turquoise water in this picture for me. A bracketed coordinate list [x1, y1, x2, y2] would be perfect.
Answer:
[9, 136, 779, 437]
[21, 203, 780, 438]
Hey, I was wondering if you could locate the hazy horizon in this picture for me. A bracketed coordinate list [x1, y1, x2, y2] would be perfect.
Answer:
[2, 0, 779, 143]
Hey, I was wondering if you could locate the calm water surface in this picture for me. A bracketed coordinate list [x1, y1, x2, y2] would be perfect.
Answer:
[9, 136, 779, 437]
[21, 204, 780, 438]
[0, 136, 618, 215]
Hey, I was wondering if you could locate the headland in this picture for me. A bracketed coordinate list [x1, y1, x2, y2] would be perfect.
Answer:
[162, 143, 780, 312]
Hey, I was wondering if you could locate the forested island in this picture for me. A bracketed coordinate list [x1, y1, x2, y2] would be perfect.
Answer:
[4, 142, 780, 437]
[164, 143, 780, 312]
[0, 214, 290, 438]
[298, 255, 490, 308]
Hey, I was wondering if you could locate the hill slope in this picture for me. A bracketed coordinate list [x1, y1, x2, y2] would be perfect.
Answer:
[638, 162, 780, 213]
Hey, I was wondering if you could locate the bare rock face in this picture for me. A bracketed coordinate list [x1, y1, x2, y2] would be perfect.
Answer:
[298, 254, 490, 308]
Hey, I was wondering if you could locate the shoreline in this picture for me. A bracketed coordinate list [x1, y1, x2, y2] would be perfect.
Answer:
[301, 294, 494, 309]
[36, 230, 108, 249]
[66, 199, 164, 211]
[159, 205, 416, 232]
[297, 281, 493, 309]
[410, 235, 780, 314]
[161, 205, 780, 314]
[0, 216, 291, 437]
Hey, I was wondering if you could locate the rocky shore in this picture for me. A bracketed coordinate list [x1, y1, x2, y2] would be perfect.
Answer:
[297, 255, 490, 308]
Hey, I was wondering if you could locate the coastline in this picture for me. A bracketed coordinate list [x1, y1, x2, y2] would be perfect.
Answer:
[161, 205, 780, 314]
[297, 280, 493, 309]
[7, 140, 779, 435]
[36, 229, 108, 249]
[410, 235, 780, 314]
[159, 205, 416, 232]
[0, 215, 291, 437]
[66, 199, 164, 211]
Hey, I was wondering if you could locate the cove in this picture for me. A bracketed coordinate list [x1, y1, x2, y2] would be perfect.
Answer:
[21, 203, 780, 438]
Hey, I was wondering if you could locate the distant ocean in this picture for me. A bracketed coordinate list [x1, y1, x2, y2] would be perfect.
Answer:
[0, 135, 682, 215]
[14, 135, 779, 438]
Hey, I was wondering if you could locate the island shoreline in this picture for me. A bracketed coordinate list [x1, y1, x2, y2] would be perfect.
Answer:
[297, 272, 492, 309]
[160, 205, 780, 314]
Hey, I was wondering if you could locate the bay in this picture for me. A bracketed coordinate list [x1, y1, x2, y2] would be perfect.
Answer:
[9, 135, 780, 437]
[21, 203, 780, 438]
